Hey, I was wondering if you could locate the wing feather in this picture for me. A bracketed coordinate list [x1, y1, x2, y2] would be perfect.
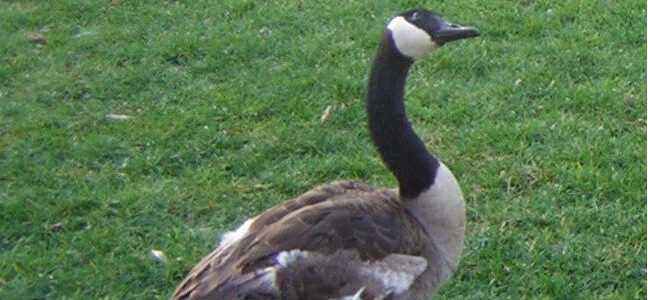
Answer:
[172, 181, 429, 300]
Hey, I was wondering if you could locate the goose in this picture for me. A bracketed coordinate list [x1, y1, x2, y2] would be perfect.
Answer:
[172, 9, 479, 300]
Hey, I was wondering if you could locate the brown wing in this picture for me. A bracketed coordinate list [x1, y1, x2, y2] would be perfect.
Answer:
[172, 181, 427, 300]
[247, 181, 379, 232]
[236, 190, 421, 273]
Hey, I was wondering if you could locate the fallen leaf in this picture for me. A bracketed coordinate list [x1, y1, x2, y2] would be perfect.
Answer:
[105, 114, 132, 121]
[26, 32, 46, 44]
[258, 26, 271, 38]
[150, 249, 168, 263]
[51, 222, 63, 232]
[320, 105, 333, 123]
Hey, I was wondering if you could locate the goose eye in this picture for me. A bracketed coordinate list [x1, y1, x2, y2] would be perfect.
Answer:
[411, 12, 420, 21]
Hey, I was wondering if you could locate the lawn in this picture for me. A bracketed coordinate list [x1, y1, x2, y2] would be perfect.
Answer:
[0, 0, 645, 299]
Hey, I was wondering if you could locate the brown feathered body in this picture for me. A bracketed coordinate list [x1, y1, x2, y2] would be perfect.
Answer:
[172, 180, 462, 300]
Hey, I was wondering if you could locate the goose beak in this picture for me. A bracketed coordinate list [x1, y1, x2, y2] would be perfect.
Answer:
[435, 22, 480, 45]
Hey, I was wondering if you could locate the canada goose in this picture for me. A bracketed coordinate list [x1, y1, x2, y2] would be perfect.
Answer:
[173, 9, 479, 300]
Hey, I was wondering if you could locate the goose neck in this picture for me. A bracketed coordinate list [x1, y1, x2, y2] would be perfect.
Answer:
[367, 33, 439, 199]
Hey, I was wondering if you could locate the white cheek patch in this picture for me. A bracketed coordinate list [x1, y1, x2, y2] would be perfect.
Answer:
[387, 16, 439, 60]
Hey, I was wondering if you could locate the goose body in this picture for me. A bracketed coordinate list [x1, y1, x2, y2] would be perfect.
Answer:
[173, 9, 479, 300]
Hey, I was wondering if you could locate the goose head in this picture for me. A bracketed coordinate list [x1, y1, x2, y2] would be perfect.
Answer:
[387, 9, 480, 60]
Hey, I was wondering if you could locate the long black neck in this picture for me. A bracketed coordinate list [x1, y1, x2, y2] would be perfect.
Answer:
[367, 32, 439, 199]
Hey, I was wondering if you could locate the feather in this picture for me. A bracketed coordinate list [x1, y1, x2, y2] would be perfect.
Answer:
[172, 182, 450, 300]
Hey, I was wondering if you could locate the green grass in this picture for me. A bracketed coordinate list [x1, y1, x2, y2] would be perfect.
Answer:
[0, 0, 645, 299]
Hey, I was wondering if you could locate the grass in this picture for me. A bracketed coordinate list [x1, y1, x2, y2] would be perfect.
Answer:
[0, 0, 645, 299]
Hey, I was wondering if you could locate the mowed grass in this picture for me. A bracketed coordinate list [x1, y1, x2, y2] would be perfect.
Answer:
[0, 0, 645, 298]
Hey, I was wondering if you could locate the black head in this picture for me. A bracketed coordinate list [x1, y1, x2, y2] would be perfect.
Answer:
[387, 9, 480, 59]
